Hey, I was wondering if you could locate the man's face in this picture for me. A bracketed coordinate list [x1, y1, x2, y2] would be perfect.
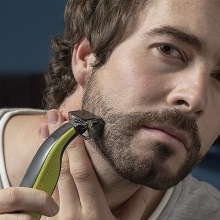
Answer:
[82, 0, 220, 189]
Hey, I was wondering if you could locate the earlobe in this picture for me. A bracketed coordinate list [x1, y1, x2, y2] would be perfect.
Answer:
[71, 37, 94, 88]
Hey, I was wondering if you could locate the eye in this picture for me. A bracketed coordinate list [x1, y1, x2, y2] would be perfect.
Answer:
[158, 44, 186, 61]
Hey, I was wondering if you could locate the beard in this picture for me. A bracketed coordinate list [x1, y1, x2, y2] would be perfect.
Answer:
[82, 72, 202, 190]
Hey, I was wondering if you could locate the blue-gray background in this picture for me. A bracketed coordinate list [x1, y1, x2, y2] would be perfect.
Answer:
[0, 1, 66, 75]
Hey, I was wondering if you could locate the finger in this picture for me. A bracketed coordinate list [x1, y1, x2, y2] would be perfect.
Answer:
[0, 187, 59, 217]
[46, 109, 68, 168]
[116, 186, 153, 220]
[46, 109, 65, 131]
[46, 110, 112, 218]
[46, 110, 80, 211]
[0, 213, 34, 220]
[68, 138, 110, 216]
[56, 138, 81, 212]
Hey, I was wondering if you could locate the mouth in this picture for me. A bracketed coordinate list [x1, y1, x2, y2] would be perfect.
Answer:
[143, 125, 189, 151]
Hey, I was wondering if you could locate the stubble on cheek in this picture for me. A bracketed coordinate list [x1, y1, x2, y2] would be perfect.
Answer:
[82, 71, 202, 189]
[89, 110, 202, 189]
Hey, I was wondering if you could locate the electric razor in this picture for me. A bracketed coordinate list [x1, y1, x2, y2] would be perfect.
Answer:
[19, 110, 104, 219]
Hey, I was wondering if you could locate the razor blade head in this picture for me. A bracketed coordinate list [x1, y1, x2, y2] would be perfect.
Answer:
[68, 110, 105, 138]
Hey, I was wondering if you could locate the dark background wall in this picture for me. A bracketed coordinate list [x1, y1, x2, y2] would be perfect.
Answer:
[0, 1, 66, 108]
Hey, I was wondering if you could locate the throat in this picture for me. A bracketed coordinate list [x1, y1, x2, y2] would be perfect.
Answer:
[86, 144, 166, 216]
[86, 143, 140, 209]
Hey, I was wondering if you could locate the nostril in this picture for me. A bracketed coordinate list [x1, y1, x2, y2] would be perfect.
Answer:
[176, 99, 203, 118]
[167, 90, 207, 118]
[176, 100, 189, 106]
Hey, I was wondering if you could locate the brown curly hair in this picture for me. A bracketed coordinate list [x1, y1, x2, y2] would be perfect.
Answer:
[43, 0, 150, 109]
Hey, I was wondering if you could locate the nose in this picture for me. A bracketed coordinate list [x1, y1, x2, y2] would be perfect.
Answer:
[166, 70, 208, 119]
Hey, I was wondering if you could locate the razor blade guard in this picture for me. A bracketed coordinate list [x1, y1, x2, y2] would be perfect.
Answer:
[68, 110, 104, 139]
[20, 110, 104, 219]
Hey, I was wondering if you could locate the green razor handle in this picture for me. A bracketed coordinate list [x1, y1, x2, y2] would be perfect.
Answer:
[19, 110, 104, 219]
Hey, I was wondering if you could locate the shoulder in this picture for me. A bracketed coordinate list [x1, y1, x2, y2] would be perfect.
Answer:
[0, 108, 14, 118]
[1, 108, 46, 187]
[183, 174, 220, 200]
[159, 175, 220, 220]
[180, 175, 220, 210]
[0, 108, 45, 121]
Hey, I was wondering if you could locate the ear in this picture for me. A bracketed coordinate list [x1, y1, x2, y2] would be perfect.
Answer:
[72, 37, 94, 88]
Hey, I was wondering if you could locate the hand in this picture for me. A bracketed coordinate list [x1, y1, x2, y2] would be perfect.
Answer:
[0, 114, 59, 220]
[0, 187, 59, 219]
[38, 109, 153, 220]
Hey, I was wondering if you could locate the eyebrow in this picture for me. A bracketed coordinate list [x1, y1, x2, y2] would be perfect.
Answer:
[146, 26, 202, 51]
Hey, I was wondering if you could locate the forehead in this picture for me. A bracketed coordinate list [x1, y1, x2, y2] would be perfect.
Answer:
[140, 0, 220, 30]
[135, 0, 220, 53]
[141, 0, 220, 31]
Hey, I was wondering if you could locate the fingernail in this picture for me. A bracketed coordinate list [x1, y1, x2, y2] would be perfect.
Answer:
[47, 111, 58, 125]
[51, 203, 59, 215]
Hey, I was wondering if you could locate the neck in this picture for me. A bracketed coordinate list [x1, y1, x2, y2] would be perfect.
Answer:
[85, 143, 166, 217]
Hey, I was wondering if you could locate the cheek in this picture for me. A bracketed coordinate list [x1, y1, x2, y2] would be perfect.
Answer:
[97, 54, 167, 112]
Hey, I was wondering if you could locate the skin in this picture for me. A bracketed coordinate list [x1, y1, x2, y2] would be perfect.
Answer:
[1, 0, 220, 219]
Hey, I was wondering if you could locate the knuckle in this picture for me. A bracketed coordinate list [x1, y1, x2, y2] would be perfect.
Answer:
[60, 160, 70, 178]
[39, 191, 51, 205]
[0, 214, 33, 220]
[62, 216, 77, 220]
[58, 212, 78, 220]
[83, 212, 101, 220]
[17, 215, 33, 220]
[72, 166, 91, 182]
[4, 188, 20, 206]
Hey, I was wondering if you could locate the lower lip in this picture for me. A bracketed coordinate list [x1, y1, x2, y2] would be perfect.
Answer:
[142, 127, 186, 151]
